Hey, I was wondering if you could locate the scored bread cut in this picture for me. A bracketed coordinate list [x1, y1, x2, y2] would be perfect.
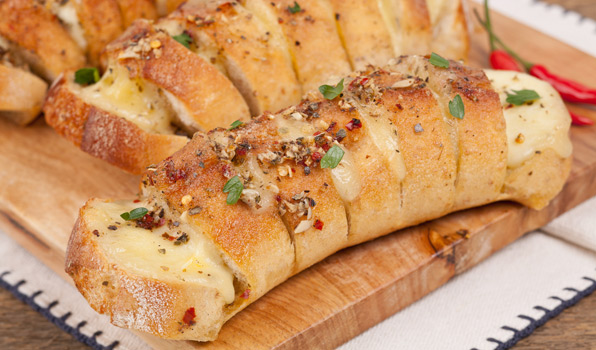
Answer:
[66, 57, 572, 341]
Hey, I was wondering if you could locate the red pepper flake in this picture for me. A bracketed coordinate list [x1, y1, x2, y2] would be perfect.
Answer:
[240, 289, 251, 299]
[313, 131, 323, 136]
[236, 147, 247, 156]
[326, 121, 337, 133]
[92, 229, 100, 237]
[275, 195, 282, 202]
[182, 307, 196, 326]
[156, 218, 166, 227]
[165, 161, 187, 182]
[137, 214, 156, 229]
[313, 219, 324, 230]
[311, 152, 322, 162]
[396, 103, 403, 110]
[221, 164, 234, 178]
[321, 143, 331, 152]
[359, 77, 369, 86]
[133, 199, 141, 203]
[345, 118, 362, 131]
[162, 233, 176, 241]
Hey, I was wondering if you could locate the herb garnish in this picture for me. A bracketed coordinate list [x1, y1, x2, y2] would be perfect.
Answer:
[228, 120, 244, 130]
[287, 1, 301, 14]
[74, 67, 100, 85]
[429, 52, 449, 68]
[320, 145, 344, 169]
[449, 94, 465, 119]
[223, 175, 243, 205]
[319, 79, 344, 100]
[172, 32, 193, 48]
[506, 89, 540, 106]
[120, 207, 148, 221]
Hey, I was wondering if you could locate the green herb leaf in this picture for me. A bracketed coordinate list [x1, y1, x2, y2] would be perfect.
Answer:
[287, 1, 301, 14]
[429, 52, 450, 68]
[506, 89, 541, 106]
[320, 145, 344, 169]
[449, 94, 465, 119]
[319, 79, 344, 100]
[228, 120, 244, 130]
[223, 175, 243, 205]
[74, 67, 100, 85]
[172, 32, 193, 48]
[120, 207, 148, 221]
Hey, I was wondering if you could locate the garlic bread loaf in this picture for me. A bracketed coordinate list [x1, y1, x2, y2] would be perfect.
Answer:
[45, 0, 469, 173]
[65, 57, 572, 341]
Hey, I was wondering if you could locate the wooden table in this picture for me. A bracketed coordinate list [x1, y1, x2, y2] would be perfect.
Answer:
[1, 1, 595, 349]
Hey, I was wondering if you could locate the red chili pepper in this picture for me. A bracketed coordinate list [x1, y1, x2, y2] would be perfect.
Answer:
[489, 50, 522, 72]
[569, 111, 594, 126]
[476, 2, 596, 106]
[529, 65, 596, 105]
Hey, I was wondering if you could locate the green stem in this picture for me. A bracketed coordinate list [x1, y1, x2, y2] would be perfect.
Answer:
[484, 0, 495, 52]
[473, 9, 534, 71]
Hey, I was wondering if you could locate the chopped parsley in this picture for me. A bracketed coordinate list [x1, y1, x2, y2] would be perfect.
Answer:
[506, 89, 541, 106]
[319, 79, 344, 100]
[74, 67, 100, 85]
[223, 175, 243, 205]
[287, 1, 301, 14]
[449, 94, 465, 119]
[320, 145, 344, 169]
[120, 207, 148, 221]
[172, 32, 193, 48]
[429, 52, 449, 68]
[228, 120, 244, 130]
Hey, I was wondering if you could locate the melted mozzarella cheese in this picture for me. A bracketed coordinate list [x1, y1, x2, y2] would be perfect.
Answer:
[355, 109, 407, 181]
[78, 65, 175, 134]
[50, 0, 87, 49]
[485, 70, 572, 168]
[90, 200, 236, 304]
[330, 145, 361, 202]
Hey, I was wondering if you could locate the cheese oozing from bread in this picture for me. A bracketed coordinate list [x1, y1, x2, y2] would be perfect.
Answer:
[78, 65, 176, 134]
[90, 200, 236, 304]
[485, 70, 573, 168]
[48, 0, 88, 50]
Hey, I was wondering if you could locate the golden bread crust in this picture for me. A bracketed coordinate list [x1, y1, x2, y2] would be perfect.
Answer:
[0, 0, 85, 81]
[0, 63, 47, 125]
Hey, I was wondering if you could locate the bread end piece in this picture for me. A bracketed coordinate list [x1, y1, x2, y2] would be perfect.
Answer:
[0, 64, 47, 125]
[66, 199, 238, 341]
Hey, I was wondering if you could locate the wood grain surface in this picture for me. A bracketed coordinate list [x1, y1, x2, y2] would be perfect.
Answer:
[1, 1, 596, 349]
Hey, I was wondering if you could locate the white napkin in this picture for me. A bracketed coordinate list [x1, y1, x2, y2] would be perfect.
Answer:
[542, 195, 596, 252]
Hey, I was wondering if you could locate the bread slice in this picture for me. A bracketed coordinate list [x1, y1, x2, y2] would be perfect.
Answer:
[427, 0, 469, 61]
[327, 0, 395, 70]
[65, 59, 572, 341]
[244, 0, 353, 91]
[44, 69, 189, 174]
[168, 0, 301, 115]
[0, 0, 85, 81]
[102, 19, 250, 132]
[116, 0, 159, 28]
[0, 63, 47, 125]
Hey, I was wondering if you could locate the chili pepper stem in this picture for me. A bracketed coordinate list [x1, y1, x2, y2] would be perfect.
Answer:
[474, 5, 533, 71]
[484, 0, 495, 52]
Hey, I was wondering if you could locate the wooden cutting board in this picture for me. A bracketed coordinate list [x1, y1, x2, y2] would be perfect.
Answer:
[1, 4, 596, 349]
